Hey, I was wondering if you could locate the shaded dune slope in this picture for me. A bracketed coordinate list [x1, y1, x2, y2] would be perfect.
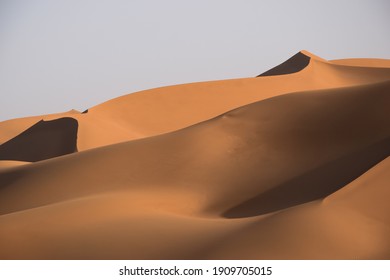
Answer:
[0, 118, 78, 162]
[223, 136, 389, 218]
[206, 157, 390, 259]
[257, 51, 311, 76]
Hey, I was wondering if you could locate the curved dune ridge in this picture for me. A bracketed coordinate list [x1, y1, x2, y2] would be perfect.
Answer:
[0, 51, 389, 259]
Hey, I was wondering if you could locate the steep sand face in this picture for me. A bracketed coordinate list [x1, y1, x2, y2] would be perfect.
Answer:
[0, 51, 389, 259]
[257, 51, 311, 76]
[0, 110, 136, 154]
[0, 118, 78, 162]
[0, 110, 80, 146]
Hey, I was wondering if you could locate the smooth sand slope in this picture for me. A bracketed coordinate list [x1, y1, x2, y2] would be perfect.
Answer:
[0, 51, 389, 259]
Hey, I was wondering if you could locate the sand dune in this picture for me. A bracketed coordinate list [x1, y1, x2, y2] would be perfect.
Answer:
[2, 51, 390, 152]
[0, 51, 389, 259]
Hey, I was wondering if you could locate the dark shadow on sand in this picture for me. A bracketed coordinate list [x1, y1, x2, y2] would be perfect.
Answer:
[223, 136, 390, 218]
[257, 52, 310, 77]
[0, 117, 78, 162]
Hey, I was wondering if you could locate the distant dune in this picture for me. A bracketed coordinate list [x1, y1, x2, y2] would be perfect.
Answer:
[0, 51, 389, 259]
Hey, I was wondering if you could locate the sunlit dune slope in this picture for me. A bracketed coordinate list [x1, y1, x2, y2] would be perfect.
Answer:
[330, 58, 390, 68]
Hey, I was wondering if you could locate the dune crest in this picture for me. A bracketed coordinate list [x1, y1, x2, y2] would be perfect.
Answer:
[0, 51, 389, 259]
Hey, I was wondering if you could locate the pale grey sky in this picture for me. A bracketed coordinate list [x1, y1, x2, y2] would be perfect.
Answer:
[1, 0, 389, 121]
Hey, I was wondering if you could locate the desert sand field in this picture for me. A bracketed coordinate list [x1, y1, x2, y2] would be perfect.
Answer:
[0, 51, 389, 259]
